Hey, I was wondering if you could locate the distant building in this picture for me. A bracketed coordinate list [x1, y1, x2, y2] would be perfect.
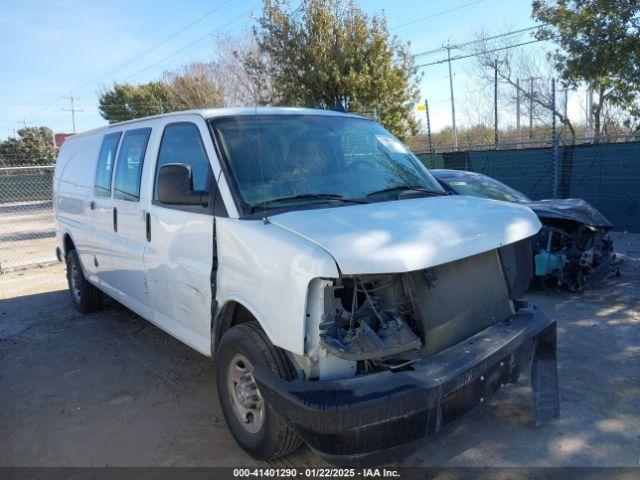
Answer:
[54, 133, 70, 148]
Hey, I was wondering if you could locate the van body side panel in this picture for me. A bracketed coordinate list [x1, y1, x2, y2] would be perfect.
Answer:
[54, 134, 102, 276]
[215, 217, 340, 356]
[91, 193, 117, 294]
[90, 132, 121, 294]
[145, 207, 214, 355]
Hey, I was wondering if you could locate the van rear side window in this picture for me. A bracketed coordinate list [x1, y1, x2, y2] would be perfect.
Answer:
[113, 128, 151, 201]
[94, 132, 122, 198]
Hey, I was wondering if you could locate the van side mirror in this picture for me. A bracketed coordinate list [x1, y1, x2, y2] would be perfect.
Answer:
[157, 164, 208, 206]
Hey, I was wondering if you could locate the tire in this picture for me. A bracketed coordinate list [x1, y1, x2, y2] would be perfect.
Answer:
[216, 322, 302, 460]
[65, 249, 103, 313]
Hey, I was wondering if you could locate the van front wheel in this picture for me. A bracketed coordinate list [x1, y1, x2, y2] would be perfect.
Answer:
[216, 322, 302, 460]
[65, 249, 102, 313]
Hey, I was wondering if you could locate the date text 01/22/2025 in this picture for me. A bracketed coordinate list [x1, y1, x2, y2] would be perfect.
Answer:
[232, 468, 401, 477]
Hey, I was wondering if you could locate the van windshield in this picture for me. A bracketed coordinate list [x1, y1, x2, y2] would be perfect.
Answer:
[210, 115, 444, 213]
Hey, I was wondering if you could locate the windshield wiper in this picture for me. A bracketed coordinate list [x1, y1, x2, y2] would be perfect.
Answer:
[365, 185, 447, 198]
[252, 193, 366, 210]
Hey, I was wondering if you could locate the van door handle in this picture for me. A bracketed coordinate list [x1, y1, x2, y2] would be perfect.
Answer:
[145, 212, 151, 242]
[113, 207, 118, 232]
[89, 200, 95, 210]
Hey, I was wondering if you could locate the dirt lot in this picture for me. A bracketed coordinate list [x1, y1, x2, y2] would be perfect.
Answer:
[1, 241, 639, 468]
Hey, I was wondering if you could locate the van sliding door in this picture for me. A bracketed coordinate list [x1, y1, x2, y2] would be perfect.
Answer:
[110, 127, 153, 319]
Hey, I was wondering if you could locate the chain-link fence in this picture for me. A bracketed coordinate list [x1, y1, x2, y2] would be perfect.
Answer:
[0, 165, 57, 273]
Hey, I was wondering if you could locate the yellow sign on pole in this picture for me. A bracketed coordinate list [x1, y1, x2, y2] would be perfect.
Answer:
[417, 104, 426, 111]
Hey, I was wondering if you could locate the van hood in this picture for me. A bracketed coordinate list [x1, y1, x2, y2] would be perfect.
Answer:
[268, 196, 541, 275]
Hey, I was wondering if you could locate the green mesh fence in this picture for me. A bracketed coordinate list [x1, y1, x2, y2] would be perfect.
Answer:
[417, 141, 640, 232]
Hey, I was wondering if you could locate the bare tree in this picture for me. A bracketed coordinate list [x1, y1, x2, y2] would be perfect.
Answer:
[470, 29, 576, 140]
[211, 35, 275, 106]
[161, 34, 274, 109]
[162, 62, 224, 109]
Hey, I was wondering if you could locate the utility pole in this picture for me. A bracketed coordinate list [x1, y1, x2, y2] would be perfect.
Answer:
[551, 78, 559, 198]
[493, 61, 500, 145]
[588, 87, 594, 133]
[62, 93, 84, 134]
[516, 79, 521, 146]
[585, 89, 590, 132]
[20, 118, 28, 129]
[562, 87, 568, 120]
[444, 42, 458, 150]
[528, 77, 535, 140]
[525, 76, 542, 140]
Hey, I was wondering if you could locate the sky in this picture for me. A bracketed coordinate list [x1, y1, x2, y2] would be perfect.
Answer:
[0, 0, 586, 140]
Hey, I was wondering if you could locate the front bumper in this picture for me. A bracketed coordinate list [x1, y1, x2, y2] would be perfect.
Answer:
[582, 251, 619, 290]
[254, 309, 559, 466]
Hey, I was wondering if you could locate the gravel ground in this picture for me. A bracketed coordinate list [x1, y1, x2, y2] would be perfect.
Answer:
[1, 246, 639, 469]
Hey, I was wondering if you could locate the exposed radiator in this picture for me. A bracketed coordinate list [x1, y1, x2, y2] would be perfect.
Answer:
[403, 249, 514, 358]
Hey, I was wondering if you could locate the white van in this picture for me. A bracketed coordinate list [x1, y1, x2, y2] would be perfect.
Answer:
[54, 108, 559, 465]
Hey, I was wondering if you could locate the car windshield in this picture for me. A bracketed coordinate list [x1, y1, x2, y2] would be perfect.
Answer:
[210, 114, 444, 212]
[444, 174, 530, 203]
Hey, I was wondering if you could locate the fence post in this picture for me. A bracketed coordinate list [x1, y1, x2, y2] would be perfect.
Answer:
[423, 99, 436, 169]
[551, 78, 560, 199]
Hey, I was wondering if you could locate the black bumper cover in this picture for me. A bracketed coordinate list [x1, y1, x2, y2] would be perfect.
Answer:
[253, 309, 559, 466]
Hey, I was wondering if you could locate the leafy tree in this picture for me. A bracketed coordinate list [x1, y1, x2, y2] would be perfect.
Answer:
[0, 127, 58, 166]
[533, 0, 640, 135]
[248, 0, 421, 140]
[98, 81, 175, 123]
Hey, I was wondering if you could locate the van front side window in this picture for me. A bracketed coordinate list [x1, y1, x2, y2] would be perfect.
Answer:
[113, 128, 151, 201]
[154, 122, 211, 202]
[94, 132, 122, 197]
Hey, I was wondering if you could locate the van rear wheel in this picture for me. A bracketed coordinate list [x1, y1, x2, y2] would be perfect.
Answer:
[65, 249, 103, 313]
[216, 322, 302, 460]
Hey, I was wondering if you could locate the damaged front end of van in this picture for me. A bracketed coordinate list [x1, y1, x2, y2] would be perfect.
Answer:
[246, 199, 559, 466]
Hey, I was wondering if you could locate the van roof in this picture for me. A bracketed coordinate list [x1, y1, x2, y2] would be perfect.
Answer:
[70, 107, 365, 139]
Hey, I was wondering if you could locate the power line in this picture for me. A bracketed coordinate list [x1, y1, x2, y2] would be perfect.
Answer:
[412, 25, 542, 59]
[455, 25, 542, 50]
[118, 6, 257, 84]
[413, 47, 447, 59]
[87, 0, 235, 86]
[416, 38, 545, 68]
[26, 0, 236, 121]
[391, 0, 489, 30]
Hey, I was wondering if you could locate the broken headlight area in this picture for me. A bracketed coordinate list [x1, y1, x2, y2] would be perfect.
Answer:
[532, 220, 618, 291]
[319, 246, 532, 372]
[319, 275, 421, 367]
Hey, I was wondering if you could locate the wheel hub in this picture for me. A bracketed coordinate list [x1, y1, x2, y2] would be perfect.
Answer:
[69, 261, 82, 303]
[227, 354, 265, 433]
[235, 373, 261, 409]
